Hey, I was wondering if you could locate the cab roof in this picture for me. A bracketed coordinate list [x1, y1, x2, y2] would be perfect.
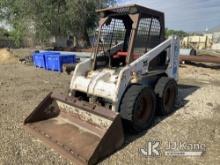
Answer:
[96, 4, 164, 19]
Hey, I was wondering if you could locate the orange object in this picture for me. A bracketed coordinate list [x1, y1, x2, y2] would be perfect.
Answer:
[113, 51, 139, 60]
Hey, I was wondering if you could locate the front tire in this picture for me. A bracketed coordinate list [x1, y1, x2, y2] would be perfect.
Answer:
[120, 85, 156, 133]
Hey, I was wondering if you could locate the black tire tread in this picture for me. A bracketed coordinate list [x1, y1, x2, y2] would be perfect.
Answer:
[154, 77, 177, 115]
[120, 85, 156, 133]
[120, 85, 143, 121]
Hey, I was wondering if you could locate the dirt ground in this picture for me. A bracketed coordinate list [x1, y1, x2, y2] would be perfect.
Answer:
[0, 51, 220, 165]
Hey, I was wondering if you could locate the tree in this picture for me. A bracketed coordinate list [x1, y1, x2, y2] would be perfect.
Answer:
[165, 28, 188, 39]
[0, 27, 8, 37]
[0, 0, 31, 46]
[0, 0, 117, 48]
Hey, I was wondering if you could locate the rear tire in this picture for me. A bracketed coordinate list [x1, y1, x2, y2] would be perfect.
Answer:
[120, 85, 156, 133]
[154, 77, 178, 115]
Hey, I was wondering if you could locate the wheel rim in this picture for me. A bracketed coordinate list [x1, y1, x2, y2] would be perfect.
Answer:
[163, 83, 176, 112]
[135, 94, 153, 124]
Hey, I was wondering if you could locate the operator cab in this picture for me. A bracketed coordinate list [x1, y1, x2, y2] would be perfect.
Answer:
[92, 4, 165, 70]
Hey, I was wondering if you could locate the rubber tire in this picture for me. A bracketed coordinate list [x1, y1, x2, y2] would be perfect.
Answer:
[120, 85, 156, 133]
[154, 77, 178, 115]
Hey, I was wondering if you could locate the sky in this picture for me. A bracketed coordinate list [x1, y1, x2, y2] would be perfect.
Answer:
[117, 0, 220, 32]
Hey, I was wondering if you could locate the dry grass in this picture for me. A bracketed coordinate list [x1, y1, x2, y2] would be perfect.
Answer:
[0, 48, 17, 64]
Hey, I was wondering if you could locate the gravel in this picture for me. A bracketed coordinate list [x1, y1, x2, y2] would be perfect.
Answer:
[0, 60, 219, 165]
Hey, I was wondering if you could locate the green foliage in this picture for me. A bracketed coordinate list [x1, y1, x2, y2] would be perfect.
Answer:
[0, 0, 117, 47]
[0, 27, 8, 37]
[165, 28, 188, 39]
[9, 22, 27, 47]
[0, 0, 31, 46]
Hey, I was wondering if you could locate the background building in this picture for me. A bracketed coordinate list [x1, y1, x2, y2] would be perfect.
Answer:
[208, 25, 220, 50]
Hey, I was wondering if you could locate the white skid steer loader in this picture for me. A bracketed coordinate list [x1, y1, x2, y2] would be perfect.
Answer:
[24, 4, 180, 165]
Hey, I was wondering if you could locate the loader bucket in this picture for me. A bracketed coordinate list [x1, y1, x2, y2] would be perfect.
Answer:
[24, 92, 124, 165]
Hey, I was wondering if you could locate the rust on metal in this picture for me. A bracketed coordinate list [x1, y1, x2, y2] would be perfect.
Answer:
[96, 4, 164, 20]
[24, 92, 124, 165]
[180, 55, 220, 64]
[51, 92, 117, 120]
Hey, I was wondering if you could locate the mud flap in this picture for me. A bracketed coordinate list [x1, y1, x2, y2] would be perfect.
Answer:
[24, 92, 124, 165]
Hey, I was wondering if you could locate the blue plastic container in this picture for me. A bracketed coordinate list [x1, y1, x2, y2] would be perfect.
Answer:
[33, 52, 46, 68]
[33, 52, 59, 69]
[45, 54, 76, 72]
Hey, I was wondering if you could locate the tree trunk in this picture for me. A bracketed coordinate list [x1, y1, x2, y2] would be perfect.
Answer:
[77, 29, 91, 48]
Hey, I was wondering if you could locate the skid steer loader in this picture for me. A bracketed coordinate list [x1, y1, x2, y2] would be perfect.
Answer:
[24, 4, 179, 165]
